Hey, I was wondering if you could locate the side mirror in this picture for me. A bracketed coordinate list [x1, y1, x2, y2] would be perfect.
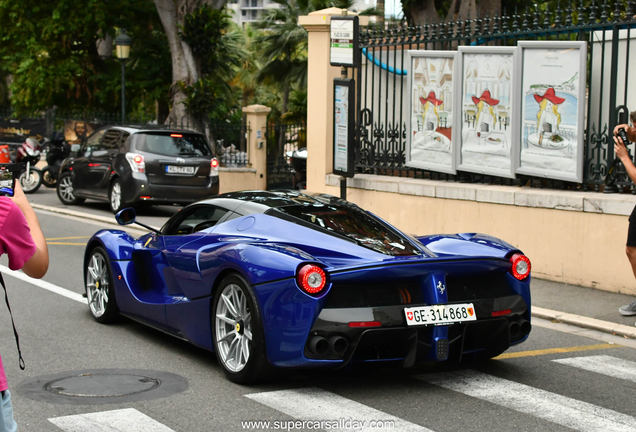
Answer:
[115, 208, 136, 225]
[70, 144, 81, 153]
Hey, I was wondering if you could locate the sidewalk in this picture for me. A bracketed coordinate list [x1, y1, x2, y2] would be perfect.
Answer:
[532, 278, 636, 338]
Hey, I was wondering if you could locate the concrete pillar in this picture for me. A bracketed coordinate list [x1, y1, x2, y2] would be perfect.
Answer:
[299, 8, 368, 192]
[242, 104, 271, 190]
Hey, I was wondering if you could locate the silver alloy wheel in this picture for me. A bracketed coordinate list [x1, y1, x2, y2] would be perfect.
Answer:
[110, 182, 121, 211]
[215, 283, 252, 373]
[86, 252, 109, 318]
[59, 176, 75, 202]
[20, 171, 40, 192]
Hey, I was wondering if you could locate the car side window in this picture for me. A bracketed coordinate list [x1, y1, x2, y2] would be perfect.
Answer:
[119, 132, 130, 151]
[101, 130, 122, 150]
[168, 206, 230, 235]
[83, 130, 105, 152]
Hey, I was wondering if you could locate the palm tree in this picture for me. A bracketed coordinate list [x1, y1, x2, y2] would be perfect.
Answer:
[254, 0, 309, 121]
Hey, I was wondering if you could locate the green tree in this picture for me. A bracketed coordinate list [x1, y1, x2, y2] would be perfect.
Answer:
[0, 0, 170, 116]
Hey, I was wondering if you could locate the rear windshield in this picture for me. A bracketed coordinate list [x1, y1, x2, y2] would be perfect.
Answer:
[267, 204, 421, 256]
[134, 133, 213, 157]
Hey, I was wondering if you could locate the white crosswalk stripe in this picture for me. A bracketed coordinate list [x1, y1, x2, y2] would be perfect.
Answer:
[246, 387, 433, 432]
[416, 369, 636, 432]
[553, 354, 636, 382]
[48, 408, 175, 432]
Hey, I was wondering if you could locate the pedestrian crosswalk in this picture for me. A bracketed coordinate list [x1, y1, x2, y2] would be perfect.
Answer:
[46, 354, 636, 431]
[417, 369, 636, 432]
[243, 354, 636, 432]
[553, 354, 636, 382]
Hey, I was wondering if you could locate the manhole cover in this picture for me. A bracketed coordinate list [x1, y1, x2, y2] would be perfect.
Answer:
[17, 369, 188, 405]
[44, 373, 161, 398]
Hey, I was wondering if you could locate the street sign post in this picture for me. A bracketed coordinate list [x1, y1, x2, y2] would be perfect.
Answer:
[330, 16, 360, 68]
[333, 78, 355, 181]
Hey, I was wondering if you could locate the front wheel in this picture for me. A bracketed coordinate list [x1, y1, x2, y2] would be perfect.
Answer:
[212, 274, 269, 383]
[19, 169, 42, 193]
[57, 173, 85, 205]
[85, 246, 119, 323]
[41, 166, 57, 188]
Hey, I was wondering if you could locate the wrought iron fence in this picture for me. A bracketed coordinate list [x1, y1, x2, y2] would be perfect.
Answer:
[356, 1, 636, 193]
[0, 108, 251, 167]
[266, 122, 306, 190]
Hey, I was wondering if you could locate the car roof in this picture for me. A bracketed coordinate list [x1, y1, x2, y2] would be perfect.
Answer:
[94, 125, 204, 136]
[185, 190, 346, 214]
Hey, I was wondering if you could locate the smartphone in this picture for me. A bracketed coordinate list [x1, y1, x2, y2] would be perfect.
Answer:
[0, 164, 23, 197]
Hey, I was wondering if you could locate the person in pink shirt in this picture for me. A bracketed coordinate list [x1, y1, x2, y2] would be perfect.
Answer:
[0, 181, 48, 432]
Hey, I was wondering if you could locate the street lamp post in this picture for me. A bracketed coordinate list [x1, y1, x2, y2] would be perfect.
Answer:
[114, 29, 131, 123]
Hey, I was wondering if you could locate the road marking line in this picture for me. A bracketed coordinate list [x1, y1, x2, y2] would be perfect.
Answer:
[495, 343, 620, 359]
[246, 387, 433, 432]
[48, 242, 86, 246]
[553, 354, 636, 382]
[0, 265, 86, 304]
[45, 236, 90, 241]
[417, 370, 636, 432]
[49, 408, 175, 432]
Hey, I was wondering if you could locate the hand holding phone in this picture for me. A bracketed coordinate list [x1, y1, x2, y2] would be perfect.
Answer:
[0, 164, 24, 197]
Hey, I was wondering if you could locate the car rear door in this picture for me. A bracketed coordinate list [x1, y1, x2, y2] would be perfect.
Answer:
[88, 129, 122, 197]
[135, 132, 212, 187]
[72, 129, 105, 195]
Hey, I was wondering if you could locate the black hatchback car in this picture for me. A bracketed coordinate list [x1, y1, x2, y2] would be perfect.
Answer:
[56, 126, 220, 212]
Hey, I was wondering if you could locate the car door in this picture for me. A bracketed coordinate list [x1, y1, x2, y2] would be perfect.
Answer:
[72, 129, 105, 195]
[159, 205, 234, 331]
[87, 129, 122, 197]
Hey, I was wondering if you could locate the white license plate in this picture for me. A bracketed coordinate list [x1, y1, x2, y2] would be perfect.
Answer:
[404, 303, 477, 326]
[166, 165, 195, 174]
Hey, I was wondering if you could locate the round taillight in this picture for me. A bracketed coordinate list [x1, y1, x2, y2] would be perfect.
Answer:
[510, 253, 531, 280]
[211, 158, 219, 168]
[297, 264, 327, 295]
[133, 155, 144, 164]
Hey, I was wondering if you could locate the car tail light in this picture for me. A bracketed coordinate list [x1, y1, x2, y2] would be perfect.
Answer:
[209, 158, 219, 177]
[125, 153, 145, 173]
[170, 134, 183, 138]
[297, 264, 327, 295]
[510, 253, 531, 280]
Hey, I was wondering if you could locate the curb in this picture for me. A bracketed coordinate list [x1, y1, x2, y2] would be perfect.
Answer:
[533, 306, 636, 339]
[30, 203, 156, 232]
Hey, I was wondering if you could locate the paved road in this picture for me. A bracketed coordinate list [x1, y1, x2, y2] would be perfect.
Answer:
[2, 188, 636, 431]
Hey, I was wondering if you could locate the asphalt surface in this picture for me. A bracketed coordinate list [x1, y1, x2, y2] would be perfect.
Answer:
[4, 185, 636, 431]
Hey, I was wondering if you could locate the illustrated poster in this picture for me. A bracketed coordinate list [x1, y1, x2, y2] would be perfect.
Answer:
[517, 42, 586, 182]
[457, 51, 515, 178]
[406, 51, 456, 174]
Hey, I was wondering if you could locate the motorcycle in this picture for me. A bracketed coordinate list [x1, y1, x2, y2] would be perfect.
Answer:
[15, 136, 43, 194]
[41, 134, 70, 188]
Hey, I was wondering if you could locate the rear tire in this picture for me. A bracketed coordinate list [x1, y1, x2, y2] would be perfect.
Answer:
[19, 169, 42, 193]
[85, 246, 119, 323]
[109, 179, 124, 214]
[57, 173, 85, 205]
[41, 166, 57, 188]
[212, 274, 270, 384]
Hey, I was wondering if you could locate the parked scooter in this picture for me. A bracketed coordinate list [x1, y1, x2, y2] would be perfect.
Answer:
[41, 134, 70, 188]
[15, 136, 43, 194]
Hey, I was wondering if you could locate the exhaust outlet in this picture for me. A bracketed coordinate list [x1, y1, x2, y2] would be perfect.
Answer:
[508, 319, 521, 339]
[328, 335, 348, 355]
[308, 336, 329, 356]
[519, 319, 531, 337]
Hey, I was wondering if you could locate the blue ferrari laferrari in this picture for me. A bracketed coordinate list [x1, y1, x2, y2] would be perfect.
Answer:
[83, 190, 531, 383]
